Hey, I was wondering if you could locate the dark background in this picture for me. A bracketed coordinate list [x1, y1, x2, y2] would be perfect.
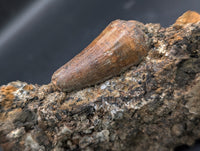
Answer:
[0, 0, 200, 150]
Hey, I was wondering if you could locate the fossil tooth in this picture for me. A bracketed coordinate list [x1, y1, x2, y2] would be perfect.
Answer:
[51, 19, 150, 92]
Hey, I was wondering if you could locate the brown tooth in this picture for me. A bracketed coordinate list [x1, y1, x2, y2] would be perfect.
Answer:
[51, 19, 150, 92]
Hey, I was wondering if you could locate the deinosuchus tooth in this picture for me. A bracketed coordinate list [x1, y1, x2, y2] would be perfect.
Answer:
[51, 19, 149, 92]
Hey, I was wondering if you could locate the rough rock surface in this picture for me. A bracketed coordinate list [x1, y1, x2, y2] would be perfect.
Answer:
[0, 11, 200, 151]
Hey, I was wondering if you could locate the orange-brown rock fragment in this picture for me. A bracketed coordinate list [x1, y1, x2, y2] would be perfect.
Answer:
[23, 84, 34, 91]
[0, 85, 18, 109]
[174, 10, 200, 28]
